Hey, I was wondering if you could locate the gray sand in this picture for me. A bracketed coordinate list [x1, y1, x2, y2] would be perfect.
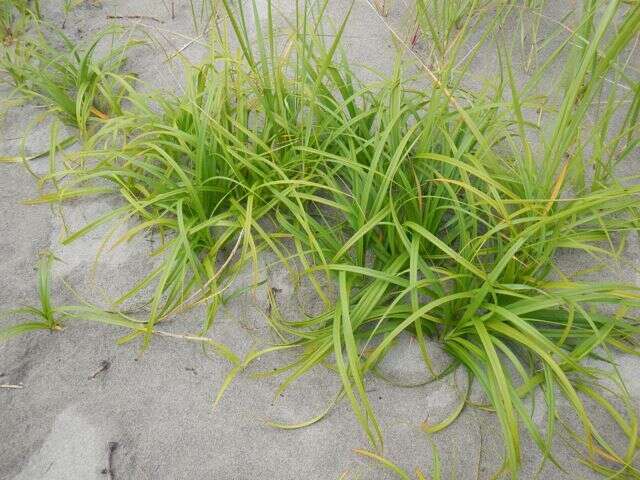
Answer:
[1, 1, 639, 479]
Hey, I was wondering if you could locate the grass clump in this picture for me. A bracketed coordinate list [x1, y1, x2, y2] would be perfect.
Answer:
[255, 3, 640, 475]
[0, 0, 39, 45]
[1, 21, 141, 135]
[19, 0, 372, 346]
[1, 0, 640, 478]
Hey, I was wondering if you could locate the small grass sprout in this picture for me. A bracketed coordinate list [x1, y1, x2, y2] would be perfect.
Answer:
[0, 251, 61, 339]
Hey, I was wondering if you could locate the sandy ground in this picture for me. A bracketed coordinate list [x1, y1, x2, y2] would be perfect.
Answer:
[1, 1, 639, 479]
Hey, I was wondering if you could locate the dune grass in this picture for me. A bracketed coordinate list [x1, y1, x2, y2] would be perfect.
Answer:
[1, 20, 142, 136]
[0, 251, 61, 340]
[354, 439, 443, 480]
[1, 0, 640, 478]
[0, 0, 39, 45]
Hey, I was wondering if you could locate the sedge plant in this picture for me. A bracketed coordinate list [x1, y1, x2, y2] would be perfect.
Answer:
[1, 0, 639, 478]
[0, 251, 61, 339]
[1, 21, 142, 136]
[0, 0, 39, 45]
[222, 0, 640, 476]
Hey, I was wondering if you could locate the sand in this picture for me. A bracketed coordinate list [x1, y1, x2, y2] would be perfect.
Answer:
[1, 1, 639, 479]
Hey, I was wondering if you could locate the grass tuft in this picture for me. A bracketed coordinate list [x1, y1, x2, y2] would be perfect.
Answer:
[1, 0, 640, 477]
[1, 21, 142, 135]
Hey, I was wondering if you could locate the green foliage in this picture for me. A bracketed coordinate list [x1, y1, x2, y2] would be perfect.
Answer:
[1, 22, 142, 135]
[0, 251, 60, 339]
[354, 437, 442, 480]
[1, 0, 640, 478]
[0, 0, 39, 45]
